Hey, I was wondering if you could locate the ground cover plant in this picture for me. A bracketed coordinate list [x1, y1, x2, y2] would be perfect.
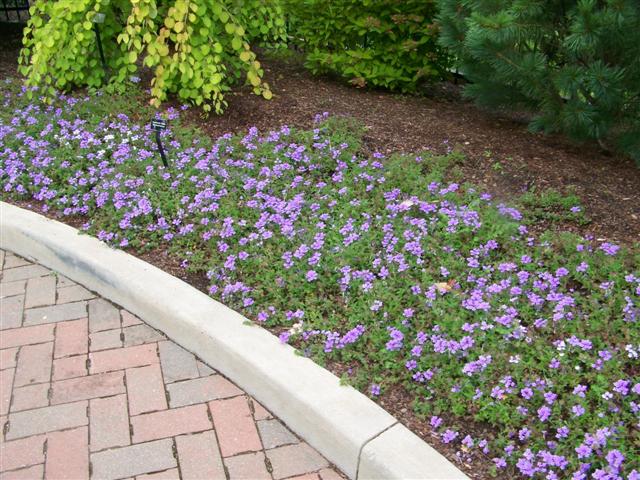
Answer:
[1, 81, 639, 479]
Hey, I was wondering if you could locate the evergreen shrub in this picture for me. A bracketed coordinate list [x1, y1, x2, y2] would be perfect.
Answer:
[437, 0, 640, 160]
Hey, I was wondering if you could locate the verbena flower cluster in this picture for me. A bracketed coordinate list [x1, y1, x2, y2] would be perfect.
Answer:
[1, 81, 638, 479]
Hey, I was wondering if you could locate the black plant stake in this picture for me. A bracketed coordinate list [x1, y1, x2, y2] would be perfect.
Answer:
[93, 13, 108, 77]
[151, 118, 169, 168]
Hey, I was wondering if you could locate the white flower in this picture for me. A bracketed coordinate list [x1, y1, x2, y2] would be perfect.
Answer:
[288, 321, 304, 335]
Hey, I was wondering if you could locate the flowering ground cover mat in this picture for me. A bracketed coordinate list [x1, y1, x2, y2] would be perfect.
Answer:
[1, 81, 639, 480]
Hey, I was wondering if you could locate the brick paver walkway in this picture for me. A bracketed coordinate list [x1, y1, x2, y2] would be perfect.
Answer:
[0, 250, 344, 480]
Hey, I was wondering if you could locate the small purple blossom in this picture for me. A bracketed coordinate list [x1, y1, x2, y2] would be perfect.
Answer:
[538, 405, 552, 422]
[599, 242, 620, 256]
[441, 429, 458, 444]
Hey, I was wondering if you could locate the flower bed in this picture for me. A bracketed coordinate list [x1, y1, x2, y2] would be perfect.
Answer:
[1, 81, 639, 479]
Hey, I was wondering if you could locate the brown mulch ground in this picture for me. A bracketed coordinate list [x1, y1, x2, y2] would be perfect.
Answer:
[2, 25, 639, 480]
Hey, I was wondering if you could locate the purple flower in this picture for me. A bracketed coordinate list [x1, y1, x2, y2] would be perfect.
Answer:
[515, 455, 536, 477]
[549, 358, 561, 369]
[538, 405, 552, 422]
[441, 429, 458, 444]
[405, 359, 417, 370]
[613, 379, 630, 395]
[575, 444, 592, 459]
[385, 327, 404, 351]
[370, 384, 381, 396]
[606, 449, 624, 471]
[498, 204, 522, 220]
[493, 457, 507, 468]
[430, 416, 443, 429]
[573, 385, 587, 397]
[599, 242, 620, 256]
[462, 355, 492, 376]
[278, 332, 290, 343]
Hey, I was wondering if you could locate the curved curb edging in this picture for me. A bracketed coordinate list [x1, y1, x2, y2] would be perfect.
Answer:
[1, 202, 469, 480]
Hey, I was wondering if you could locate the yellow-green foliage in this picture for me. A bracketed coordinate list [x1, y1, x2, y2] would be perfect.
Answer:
[19, 0, 280, 113]
[285, 0, 448, 92]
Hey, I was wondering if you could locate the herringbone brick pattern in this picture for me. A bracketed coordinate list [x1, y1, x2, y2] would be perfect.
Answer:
[0, 250, 344, 480]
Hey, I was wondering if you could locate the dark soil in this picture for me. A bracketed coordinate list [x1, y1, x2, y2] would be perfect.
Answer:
[0, 23, 23, 78]
[2, 25, 638, 480]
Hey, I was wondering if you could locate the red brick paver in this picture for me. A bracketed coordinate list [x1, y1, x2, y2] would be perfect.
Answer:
[0, 250, 345, 480]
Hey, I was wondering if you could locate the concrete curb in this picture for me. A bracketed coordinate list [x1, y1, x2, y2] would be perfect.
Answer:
[0, 202, 469, 480]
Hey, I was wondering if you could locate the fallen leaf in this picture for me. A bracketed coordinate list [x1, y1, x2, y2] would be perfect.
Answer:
[435, 282, 452, 293]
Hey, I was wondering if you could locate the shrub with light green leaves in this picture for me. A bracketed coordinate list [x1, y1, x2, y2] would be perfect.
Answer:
[19, 0, 283, 112]
[230, 0, 287, 46]
[285, 0, 448, 92]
